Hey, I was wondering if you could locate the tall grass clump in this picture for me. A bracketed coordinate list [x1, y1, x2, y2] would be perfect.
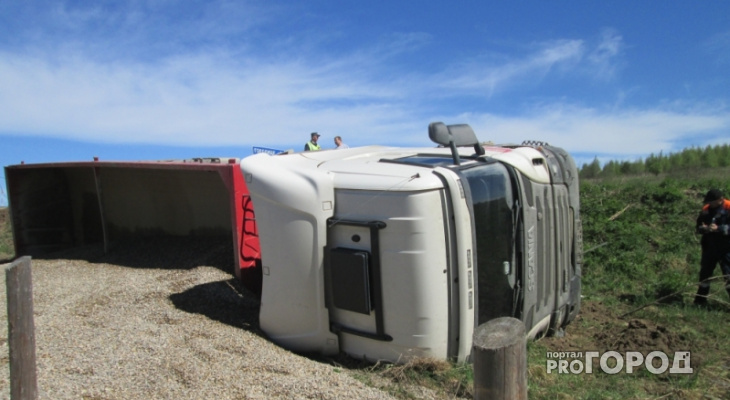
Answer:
[0, 207, 14, 260]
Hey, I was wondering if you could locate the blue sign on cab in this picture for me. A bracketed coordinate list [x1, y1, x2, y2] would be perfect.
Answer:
[252, 146, 285, 155]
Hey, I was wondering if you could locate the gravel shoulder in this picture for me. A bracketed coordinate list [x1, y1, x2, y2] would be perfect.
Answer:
[0, 239, 405, 400]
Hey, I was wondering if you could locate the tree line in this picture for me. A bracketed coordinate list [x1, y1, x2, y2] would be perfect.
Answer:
[579, 143, 730, 179]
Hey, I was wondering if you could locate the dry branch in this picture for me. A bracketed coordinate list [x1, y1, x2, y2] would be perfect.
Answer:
[608, 204, 633, 221]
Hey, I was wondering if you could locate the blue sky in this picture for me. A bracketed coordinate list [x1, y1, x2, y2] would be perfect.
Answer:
[1, 1, 729, 205]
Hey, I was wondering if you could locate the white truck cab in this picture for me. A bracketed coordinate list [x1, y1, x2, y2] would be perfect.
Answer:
[240, 122, 582, 363]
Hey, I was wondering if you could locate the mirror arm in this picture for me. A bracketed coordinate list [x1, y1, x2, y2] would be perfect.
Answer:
[450, 141, 461, 165]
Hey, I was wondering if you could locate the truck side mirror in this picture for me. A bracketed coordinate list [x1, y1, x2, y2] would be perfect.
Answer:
[428, 122, 485, 165]
[428, 122, 452, 146]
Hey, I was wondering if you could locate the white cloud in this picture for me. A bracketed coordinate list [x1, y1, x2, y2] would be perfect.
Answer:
[705, 30, 730, 64]
[462, 104, 730, 158]
[437, 31, 625, 97]
[1, 44, 727, 161]
[0, 50, 411, 148]
[588, 29, 624, 80]
[439, 39, 585, 95]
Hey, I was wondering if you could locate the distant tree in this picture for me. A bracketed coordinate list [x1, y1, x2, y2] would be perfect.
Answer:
[646, 152, 665, 175]
[615, 159, 645, 176]
[620, 161, 633, 175]
[701, 145, 720, 168]
[667, 152, 683, 171]
[631, 159, 645, 175]
[681, 147, 702, 169]
[580, 157, 602, 179]
[583, 141, 730, 180]
[601, 160, 620, 178]
[720, 144, 730, 167]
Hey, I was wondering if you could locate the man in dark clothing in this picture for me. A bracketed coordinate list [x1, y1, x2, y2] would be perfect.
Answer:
[694, 188, 730, 305]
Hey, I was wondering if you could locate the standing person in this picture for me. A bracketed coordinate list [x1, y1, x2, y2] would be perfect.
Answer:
[334, 136, 349, 149]
[304, 132, 321, 151]
[694, 188, 730, 306]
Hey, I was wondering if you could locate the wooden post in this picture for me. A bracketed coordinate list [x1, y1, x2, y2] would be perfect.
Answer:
[6, 256, 38, 400]
[472, 317, 527, 400]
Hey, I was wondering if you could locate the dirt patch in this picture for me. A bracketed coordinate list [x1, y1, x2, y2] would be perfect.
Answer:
[538, 300, 699, 379]
[540, 301, 618, 352]
[543, 301, 691, 356]
[595, 318, 690, 356]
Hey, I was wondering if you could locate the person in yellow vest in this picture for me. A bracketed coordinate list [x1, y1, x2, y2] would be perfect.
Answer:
[304, 132, 321, 151]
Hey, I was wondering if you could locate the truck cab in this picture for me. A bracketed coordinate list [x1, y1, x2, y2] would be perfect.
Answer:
[240, 122, 581, 363]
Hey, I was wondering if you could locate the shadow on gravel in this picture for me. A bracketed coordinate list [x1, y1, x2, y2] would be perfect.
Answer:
[168, 278, 393, 372]
[169, 278, 265, 336]
[30, 234, 268, 336]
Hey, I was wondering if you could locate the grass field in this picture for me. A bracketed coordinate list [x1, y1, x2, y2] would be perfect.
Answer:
[526, 170, 730, 399]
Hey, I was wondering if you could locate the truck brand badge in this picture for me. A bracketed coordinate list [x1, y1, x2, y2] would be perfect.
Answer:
[527, 226, 536, 292]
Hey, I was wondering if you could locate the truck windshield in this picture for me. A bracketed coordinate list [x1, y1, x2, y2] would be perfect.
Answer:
[459, 162, 516, 325]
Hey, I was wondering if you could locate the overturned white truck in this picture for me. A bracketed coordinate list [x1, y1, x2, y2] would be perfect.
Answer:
[241, 122, 582, 363]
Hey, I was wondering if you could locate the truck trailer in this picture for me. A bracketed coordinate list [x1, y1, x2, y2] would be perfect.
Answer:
[240, 122, 582, 363]
[4, 157, 263, 294]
